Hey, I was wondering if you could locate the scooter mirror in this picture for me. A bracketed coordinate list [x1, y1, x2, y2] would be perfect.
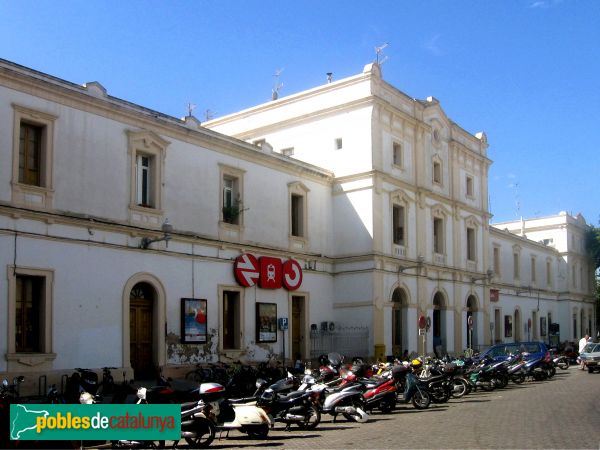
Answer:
[2, 379, 8, 387]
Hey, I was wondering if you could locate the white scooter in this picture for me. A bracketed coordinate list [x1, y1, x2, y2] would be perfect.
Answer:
[198, 381, 272, 439]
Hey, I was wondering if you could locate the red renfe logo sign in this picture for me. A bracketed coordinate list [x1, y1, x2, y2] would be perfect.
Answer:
[234, 253, 302, 291]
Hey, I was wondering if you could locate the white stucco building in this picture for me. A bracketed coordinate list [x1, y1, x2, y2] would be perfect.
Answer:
[0, 59, 595, 393]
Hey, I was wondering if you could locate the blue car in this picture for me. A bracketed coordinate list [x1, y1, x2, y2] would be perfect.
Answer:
[476, 341, 550, 362]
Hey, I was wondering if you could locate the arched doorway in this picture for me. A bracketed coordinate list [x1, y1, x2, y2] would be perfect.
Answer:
[466, 295, 477, 350]
[432, 292, 446, 356]
[130, 282, 156, 379]
[514, 309, 522, 342]
[391, 287, 408, 357]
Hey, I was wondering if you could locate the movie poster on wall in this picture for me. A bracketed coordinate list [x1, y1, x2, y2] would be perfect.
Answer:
[181, 298, 207, 343]
[256, 303, 277, 343]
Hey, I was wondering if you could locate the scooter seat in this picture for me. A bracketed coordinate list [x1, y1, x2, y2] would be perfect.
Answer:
[180, 401, 199, 412]
[228, 396, 258, 404]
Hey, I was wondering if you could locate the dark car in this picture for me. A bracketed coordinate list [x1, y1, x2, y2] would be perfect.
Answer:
[476, 341, 550, 362]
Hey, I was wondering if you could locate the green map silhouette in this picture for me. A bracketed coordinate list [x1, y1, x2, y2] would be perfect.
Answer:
[10, 404, 49, 439]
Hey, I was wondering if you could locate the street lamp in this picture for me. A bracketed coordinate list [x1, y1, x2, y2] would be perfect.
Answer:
[140, 219, 173, 249]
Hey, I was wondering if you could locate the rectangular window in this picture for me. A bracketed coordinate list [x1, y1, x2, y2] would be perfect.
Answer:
[493, 247, 501, 277]
[222, 176, 240, 224]
[136, 154, 153, 207]
[291, 193, 304, 237]
[433, 161, 442, 184]
[467, 227, 476, 261]
[222, 291, 241, 350]
[433, 218, 444, 254]
[572, 265, 576, 288]
[513, 253, 520, 279]
[334, 138, 343, 150]
[393, 142, 402, 166]
[546, 260, 552, 286]
[466, 175, 474, 197]
[15, 275, 44, 353]
[531, 257, 536, 283]
[19, 122, 43, 186]
[393, 205, 405, 246]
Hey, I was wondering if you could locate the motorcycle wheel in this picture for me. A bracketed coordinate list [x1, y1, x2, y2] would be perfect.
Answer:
[450, 379, 468, 398]
[185, 419, 216, 449]
[430, 388, 450, 404]
[296, 404, 321, 430]
[557, 360, 569, 370]
[511, 373, 525, 384]
[379, 396, 396, 413]
[245, 424, 269, 439]
[411, 390, 431, 409]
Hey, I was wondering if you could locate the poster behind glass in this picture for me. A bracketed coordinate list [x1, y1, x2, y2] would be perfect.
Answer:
[256, 303, 277, 343]
[181, 298, 207, 343]
[540, 316, 547, 336]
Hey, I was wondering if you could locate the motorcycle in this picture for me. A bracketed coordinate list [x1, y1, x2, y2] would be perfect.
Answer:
[299, 373, 369, 423]
[197, 381, 272, 438]
[135, 387, 216, 448]
[392, 365, 431, 409]
[255, 376, 321, 430]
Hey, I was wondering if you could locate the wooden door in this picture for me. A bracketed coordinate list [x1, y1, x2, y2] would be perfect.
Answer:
[130, 285, 154, 379]
[291, 296, 304, 361]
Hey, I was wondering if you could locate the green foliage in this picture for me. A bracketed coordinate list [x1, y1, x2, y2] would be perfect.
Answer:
[585, 225, 600, 270]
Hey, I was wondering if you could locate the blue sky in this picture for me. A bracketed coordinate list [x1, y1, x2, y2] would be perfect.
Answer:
[1, 0, 598, 225]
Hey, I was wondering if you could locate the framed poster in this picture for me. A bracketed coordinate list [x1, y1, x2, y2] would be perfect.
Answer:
[256, 303, 277, 343]
[181, 298, 207, 343]
[540, 316, 547, 336]
[504, 315, 513, 338]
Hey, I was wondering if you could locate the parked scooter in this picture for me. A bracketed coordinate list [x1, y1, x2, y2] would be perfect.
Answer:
[255, 376, 321, 430]
[197, 381, 272, 438]
[299, 373, 369, 423]
[392, 365, 431, 409]
[136, 387, 216, 448]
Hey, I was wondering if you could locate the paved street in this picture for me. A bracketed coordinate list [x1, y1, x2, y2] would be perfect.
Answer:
[192, 367, 599, 450]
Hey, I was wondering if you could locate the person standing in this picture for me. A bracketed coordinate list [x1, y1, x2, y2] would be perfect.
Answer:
[579, 334, 590, 370]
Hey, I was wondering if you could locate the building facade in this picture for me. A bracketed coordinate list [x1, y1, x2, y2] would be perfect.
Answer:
[0, 59, 595, 393]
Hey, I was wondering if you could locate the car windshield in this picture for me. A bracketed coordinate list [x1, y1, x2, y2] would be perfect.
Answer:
[584, 343, 599, 353]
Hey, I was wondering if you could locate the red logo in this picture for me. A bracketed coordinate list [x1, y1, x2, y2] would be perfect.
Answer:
[282, 259, 302, 291]
[259, 257, 283, 289]
[233, 254, 259, 287]
[233, 253, 303, 291]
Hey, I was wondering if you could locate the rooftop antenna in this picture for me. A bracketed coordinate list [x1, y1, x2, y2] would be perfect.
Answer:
[204, 109, 214, 121]
[272, 68, 284, 100]
[375, 42, 389, 65]
[326, 72, 333, 83]
[186, 102, 196, 117]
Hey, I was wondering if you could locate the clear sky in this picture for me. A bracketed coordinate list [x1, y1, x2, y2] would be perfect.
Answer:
[1, 0, 598, 225]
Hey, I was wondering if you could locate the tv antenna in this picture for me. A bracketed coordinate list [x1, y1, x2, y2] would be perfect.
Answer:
[272, 68, 284, 100]
[375, 42, 389, 65]
[186, 102, 197, 117]
[204, 109, 214, 121]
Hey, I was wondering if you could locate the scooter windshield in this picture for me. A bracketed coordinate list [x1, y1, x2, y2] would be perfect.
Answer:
[327, 352, 343, 368]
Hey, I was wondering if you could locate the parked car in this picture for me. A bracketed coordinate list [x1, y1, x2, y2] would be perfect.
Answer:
[579, 342, 600, 373]
[476, 341, 550, 362]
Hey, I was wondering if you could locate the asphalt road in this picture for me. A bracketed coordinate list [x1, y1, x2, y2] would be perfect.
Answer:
[194, 366, 600, 450]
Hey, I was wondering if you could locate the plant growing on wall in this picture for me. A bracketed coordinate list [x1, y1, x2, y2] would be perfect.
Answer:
[222, 204, 240, 223]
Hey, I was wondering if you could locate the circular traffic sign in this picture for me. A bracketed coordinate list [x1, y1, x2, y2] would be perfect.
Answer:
[418, 315, 427, 329]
